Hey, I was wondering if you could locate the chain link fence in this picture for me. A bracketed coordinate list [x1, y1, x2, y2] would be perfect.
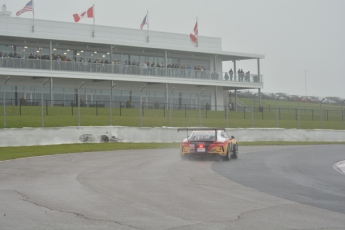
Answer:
[1, 98, 344, 130]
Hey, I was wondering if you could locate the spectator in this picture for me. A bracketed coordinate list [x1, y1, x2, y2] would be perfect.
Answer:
[229, 68, 233, 81]
[225, 72, 229, 80]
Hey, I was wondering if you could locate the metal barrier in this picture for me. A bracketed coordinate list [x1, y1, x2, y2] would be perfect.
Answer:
[0, 99, 344, 130]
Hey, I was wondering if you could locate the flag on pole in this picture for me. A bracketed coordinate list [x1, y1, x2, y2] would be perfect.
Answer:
[140, 13, 148, 30]
[190, 21, 198, 43]
[16, 0, 33, 17]
[73, 6, 94, 23]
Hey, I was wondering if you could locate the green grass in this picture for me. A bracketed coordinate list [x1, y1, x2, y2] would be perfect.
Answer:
[0, 143, 179, 161]
[1, 141, 344, 162]
[1, 98, 344, 130]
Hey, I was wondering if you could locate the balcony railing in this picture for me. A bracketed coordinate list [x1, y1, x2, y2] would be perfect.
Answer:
[0, 58, 263, 83]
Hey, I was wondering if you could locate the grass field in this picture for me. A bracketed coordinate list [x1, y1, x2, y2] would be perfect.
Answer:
[1, 97, 344, 129]
[1, 141, 345, 162]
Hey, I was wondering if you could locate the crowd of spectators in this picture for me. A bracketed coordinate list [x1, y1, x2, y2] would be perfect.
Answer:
[224, 68, 252, 82]
[0, 50, 258, 82]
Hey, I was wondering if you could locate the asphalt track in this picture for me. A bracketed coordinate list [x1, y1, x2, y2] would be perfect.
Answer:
[0, 145, 345, 230]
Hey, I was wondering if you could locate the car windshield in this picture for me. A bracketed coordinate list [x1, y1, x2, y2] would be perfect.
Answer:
[188, 130, 220, 141]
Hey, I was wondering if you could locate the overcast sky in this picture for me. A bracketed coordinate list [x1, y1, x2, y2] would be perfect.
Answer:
[4, 0, 345, 99]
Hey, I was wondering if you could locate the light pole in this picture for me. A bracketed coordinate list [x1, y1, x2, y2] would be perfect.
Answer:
[305, 69, 309, 98]
[169, 87, 175, 127]
[319, 98, 324, 129]
[3, 76, 10, 128]
[78, 82, 84, 126]
[341, 100, 345, 130]
[251, 93, 257, 128]
[140, 84, 146, 127]
[298, 97, 303, 129]
[198, 88, 204, 127]
[41, 79, 48, 127]
[276, 95, 281, 128]
[110, 81, 116, 126]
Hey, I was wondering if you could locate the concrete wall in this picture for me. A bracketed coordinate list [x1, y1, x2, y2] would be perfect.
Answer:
[0, 126, 344, 147]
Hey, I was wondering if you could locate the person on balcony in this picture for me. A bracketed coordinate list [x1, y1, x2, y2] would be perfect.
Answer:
[56, 55, 61, 70]
[187, 65, 192, 78]
[151, 62, 156, 75]
[245, 71, 250, 81]
[143, 61, 147, 75]
[225, 72, 229, 80]
[229, 68, 233, 81]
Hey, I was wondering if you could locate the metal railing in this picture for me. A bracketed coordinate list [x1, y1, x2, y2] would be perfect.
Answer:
[0, 58, 263, 83]
[1, 99, 344, 129]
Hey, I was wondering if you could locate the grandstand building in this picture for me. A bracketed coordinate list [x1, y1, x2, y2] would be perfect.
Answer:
[0, 7, 264, 110]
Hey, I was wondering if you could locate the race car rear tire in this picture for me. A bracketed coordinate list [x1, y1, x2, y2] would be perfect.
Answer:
[222, 144, 231, 161]
[230, 144, 238, 159]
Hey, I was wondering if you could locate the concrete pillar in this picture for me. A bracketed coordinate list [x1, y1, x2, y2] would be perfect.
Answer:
[233, 60, 237, 81]
[165, 50, 168, 76]
[110, 45, 113, 63]
[49, 40, 52, 70]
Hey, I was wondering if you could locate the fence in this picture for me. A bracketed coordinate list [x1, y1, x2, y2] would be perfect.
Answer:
[1, 99, 344, 130]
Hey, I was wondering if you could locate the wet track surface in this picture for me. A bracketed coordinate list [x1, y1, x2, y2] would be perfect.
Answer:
[1, 146, 345, 229]
[212, 145, 345, 215]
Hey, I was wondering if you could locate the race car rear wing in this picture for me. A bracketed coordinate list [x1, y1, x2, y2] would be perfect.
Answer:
[177, 128, 226, 141]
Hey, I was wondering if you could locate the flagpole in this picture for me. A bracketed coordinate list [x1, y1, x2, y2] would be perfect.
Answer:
[196, 17, 198, 47]
[32, 0, 35, 32]
[92, 4, 95, 37]
[147, 10, 149, 42]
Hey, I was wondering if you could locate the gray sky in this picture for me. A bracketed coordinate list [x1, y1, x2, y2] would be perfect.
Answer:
[5, 0, 345, 98]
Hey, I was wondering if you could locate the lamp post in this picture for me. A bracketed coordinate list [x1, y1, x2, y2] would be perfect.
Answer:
[169, 87, 175, 127]
[276, 95, 281, 128]
[3, 76, 10, 128]
[78, 82, 84, 126]
[198, 88, 204, 127]
[41, 79, 48, 127]
[340, 100, 345, 130]
[319, 98, 324, 129]
[305, 69, 309, 98]
[110, 81, 116, 126]
[298, 97, 303, 129]
[251, 93, 257, 128]
[140, 84, 146, 127]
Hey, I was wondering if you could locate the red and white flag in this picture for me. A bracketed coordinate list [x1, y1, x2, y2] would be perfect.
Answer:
[73, 6, 94, 23]
[190, 21, 198, 43]
[16, 0, 33, 17]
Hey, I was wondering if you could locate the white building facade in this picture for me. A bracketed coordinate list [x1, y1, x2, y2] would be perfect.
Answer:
[0, 13, 264, 110]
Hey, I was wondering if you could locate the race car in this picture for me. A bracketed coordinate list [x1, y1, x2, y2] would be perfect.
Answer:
[178, 128, 238, 161]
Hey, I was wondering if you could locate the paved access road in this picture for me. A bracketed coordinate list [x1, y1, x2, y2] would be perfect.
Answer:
[1, 146, 345, 230]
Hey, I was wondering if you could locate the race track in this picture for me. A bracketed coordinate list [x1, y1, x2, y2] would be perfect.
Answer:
[1, 146, 345, 230]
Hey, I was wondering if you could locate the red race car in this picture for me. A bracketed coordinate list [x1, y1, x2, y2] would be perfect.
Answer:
[178, 128, 238, 161]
